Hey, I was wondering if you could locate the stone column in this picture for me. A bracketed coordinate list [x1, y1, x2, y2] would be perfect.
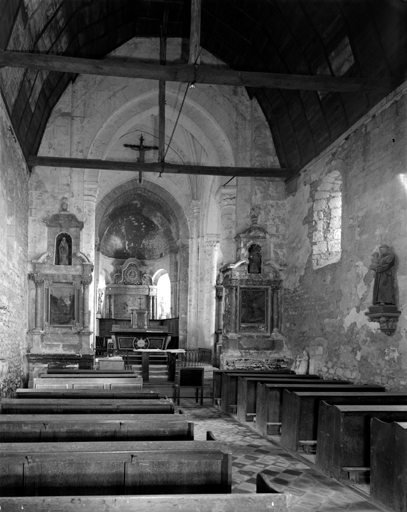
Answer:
[271, 280, 282, 333]
[177, 238, 190, 348]
[73, 277, 83, 327]
[31, 274, 45, 331]
[169, 252, 178, 317]
[82, 276, 92, 331]
[217, 186, 237, 264]
[198, 237, 220, 349]
[187, 201, 200, 348]
[83, 175, 98, 336]
[215, 283, 224, 332]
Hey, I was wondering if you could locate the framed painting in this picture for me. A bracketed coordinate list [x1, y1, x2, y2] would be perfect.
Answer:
[49, 284, 77, 326]
[239, 286, 269, 333]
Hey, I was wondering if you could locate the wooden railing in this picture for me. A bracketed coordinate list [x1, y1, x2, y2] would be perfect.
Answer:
[177, 348, 212, 367]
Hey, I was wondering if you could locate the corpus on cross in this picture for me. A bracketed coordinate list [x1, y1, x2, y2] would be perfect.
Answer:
[124, 134, 159, 183]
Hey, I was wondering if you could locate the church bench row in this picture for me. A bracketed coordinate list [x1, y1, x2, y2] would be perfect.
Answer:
[0, 398, 174, 414]
[43, 370, 138, 377]
[280, 390, 407, 452]
[370, 419, 407, 512]
[16, 388, 161, 399]
[0, 440, 232, 497]
[315, 403, 407, 480]
[212, 369, 294, 407]
[0, 414, 194, 442]
[0, 473, 291, 511]
[236, 376, 324, 422]
[33, 376, 143, 390]
[46, 369, 136, 374]
[255, 382, 386, 437]
[219, 371, 319, 413]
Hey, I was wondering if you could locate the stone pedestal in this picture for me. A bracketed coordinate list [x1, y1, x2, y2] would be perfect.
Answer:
[365, 305, 401, 336]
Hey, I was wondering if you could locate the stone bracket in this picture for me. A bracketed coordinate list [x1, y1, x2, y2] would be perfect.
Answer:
[365, 305, 401, 336]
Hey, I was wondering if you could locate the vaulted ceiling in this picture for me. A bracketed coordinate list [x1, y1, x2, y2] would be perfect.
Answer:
[0, 0, 406, 179]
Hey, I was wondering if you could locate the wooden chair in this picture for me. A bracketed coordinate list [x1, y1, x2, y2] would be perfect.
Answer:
[173, 367, 205, 405]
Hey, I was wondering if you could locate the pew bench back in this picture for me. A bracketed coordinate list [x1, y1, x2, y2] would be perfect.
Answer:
[0, 398, 174, 414]
[33, 376, 143, 390]
[0, 414, 193, 442]
[16, 389, 160, 399]
[316, 403, 407, 479]
[236, 376, 322, 420]
[0, 493, 292, 512]
[370, 419, 407, 512]
[280, 389, 392, 451]
[255, 382, 381, 437]
[0, 440, 232, 497]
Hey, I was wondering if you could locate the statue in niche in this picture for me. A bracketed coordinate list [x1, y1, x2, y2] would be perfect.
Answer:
[56, 233, 72, 265]
[370, 244, 396, 305]
[248, 244, 262, 274]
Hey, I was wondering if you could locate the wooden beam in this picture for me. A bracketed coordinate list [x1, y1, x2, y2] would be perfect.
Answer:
[0, 50, 394, 93]
[189, 0, 201, 65]
[27, 155, 288, 178]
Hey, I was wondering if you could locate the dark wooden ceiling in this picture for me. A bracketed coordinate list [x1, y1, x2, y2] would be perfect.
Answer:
[0, 0, 406, 178]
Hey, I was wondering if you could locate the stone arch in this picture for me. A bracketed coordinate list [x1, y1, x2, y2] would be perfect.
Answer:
[96, 178, 190, 243]
[312, 170, 342, 269]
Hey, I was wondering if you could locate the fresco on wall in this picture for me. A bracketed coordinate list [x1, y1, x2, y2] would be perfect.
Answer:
[100, 210, 168, 260]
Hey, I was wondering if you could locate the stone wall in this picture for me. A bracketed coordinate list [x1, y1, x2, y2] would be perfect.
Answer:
[0, 96, 29, 397]
[284, 82, 407, 390]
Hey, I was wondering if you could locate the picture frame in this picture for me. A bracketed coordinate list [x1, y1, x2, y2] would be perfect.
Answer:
[239, 286, 270, 333]
[48, 284, 77, 326]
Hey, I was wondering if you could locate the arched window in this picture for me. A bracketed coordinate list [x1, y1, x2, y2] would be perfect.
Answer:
[312, 171, 342, 269]
[157, 273, 171, 319]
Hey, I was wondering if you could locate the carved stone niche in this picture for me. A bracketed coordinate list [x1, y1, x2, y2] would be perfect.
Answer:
[216, 219, 290, 371]
[28, 206, 93, 357]
[105, 258, 157, 320]
[43, 206, 84, 266]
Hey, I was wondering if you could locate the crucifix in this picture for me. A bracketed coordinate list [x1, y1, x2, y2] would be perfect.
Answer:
[124, 134, 158, 183]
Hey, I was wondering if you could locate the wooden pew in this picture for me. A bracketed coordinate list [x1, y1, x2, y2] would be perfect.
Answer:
[32, 376, 143, 390]
[16, 389, 160, 399]
[280, 389, 404, 452]
[0, 398, 174, 414]
[0, 473, 291, 511]
[220, 371, 317, 413]
[46, 369, 136, 374]
[236, 375, 321, 422]
[315, 403, 407, 480]
[39, 372, 138, 378]
[0, 414, 194, 442]
[0, 440, 232, 496]
[370, 419, 407, 512]
[0, 494, 292, 512]
[212, 369, 293, 407]
[255, 382, 384, 437]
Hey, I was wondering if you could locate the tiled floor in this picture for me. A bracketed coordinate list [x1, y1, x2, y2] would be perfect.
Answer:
[175, 398, 385, 512]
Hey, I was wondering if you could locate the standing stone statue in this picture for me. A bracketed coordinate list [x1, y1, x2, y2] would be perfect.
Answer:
[370, 244, 396, 305]
[58, 236, 69, 265]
